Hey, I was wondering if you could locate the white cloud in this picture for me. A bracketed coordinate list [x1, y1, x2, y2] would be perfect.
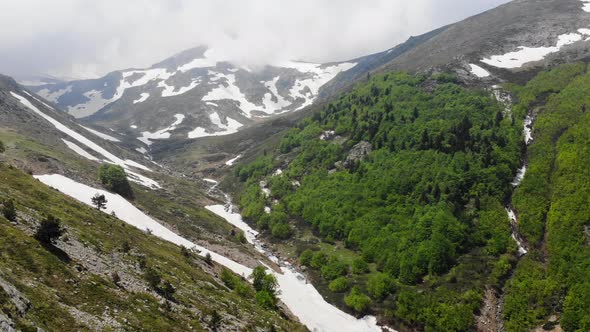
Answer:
[0, 0, 510, 79]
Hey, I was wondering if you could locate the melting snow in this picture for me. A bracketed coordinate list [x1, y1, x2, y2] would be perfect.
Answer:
[202, 73, 260, 118]
[261, 76, 291, 114]
[133, 93, 150, 104]
[187, 112, 243, 139]
[81, 125, 120, 142]
[37, 85, 72, 103]
[61, 139, 99, 161]
[225, 154, 241, 166]
[482, 33, 584, 69]
[23, 91, 55, 110]
[582, 0, 590, 12]
[11, 91, 157, 188]
[138, 114, 185, 145]
[206, 101, 218, 107]
[469, 64, 491, 78]
[34, 174, 249, 275]
[159, 79, 201, 97]
[135, 147, 148, 154]
[284, 62, 356, 111]
[206, 192, 395, 332]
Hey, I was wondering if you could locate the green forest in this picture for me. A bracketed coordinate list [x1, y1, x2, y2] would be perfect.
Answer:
[235, 71, 524, 331]
[502, 63, 590, 331]
[235, 65, 590, 331]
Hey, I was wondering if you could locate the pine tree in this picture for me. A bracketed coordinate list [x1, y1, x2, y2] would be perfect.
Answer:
[35, 215, 64, 244]
[91, 193, 107, 210]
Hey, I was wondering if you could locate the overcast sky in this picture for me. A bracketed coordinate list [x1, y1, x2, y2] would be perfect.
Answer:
[0, 0, 511, 80]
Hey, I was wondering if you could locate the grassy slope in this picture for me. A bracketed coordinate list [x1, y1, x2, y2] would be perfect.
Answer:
[0, 162, 304, 331]
[0, 126, 261, 261]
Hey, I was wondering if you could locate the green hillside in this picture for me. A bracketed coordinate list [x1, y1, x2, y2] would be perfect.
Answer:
[0, 162, 304, 331]
[234, 72, 524, 331]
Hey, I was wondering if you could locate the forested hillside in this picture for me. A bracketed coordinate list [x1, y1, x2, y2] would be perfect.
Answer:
[502, 63, 590, 331]
[234, 72, 525, 331]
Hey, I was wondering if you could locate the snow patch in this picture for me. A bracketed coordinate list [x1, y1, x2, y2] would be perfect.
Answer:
[469, 64, 490, 78]
[138, 114, 185, 145]
[225, 155, 242, 166]
[283, 62, 356, 111]
[261, 76, 291, 114]
[206, 193, 395, 332]
[187, 112, 243, 139]
[202, 73, 260, 118]
[61, 139, 99, 161]
[34, 174, 249, 275]
[481, 33, 583, 69]
[81, 125, 120, 142]
[159, 79, 201, 97]
[11, 92, 157, 188]
[36, 85, 72, 103]
[135, 147, 148, 154]
[133, 93, 150, 104]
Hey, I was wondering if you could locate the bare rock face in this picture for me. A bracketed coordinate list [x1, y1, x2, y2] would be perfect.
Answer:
[0, 313, 15, 332]
[344, 141, 372, 168]
[0, 277, 31, 315]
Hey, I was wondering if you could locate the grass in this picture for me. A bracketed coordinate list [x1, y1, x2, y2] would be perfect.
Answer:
[0, 162, 305, 331]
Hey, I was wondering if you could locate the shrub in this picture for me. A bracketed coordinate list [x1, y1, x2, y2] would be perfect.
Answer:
[120, 241, 131, 253]
[271, 222, 292, 239]
[98, 164, 133, 198]
[144, 268, 161, 290]
[344, 287, 372, 313]
[1, 199, 16, 222]
[209, 310, 222, 331]
[111, 271, 121, 285]
[366, 273, 394, 300]
[320, 258, 348, 280]
[204, 252, 213, 266]
[328, 277, 350, 293]
[351, 258, 369, 274]
[35, 215, 64, 244]
[299, 249, 313, 266]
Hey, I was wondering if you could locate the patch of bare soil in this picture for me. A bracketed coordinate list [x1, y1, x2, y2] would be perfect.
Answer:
[476, 286, 504, 332]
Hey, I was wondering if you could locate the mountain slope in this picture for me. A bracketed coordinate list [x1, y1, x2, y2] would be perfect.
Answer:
[27, 47, 356, 148]
[378, 0, 590, 77]
[220, 1, 590, 331]
[0, 163, 304, 331]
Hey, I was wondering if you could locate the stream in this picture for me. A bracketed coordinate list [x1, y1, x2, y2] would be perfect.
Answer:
[204, 180, 394, 332]
[505, 113, 534, 256]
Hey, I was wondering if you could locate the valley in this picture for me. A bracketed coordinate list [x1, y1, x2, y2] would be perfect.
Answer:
[1, 0, 590, 331]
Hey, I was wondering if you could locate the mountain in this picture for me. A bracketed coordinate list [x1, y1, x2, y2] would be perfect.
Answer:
[0, 74, 306, 331]
[5, 0, 590, 331]
[27, 46, 356, 148]
[376, 0, 590, 78]
[225, 1, 590, 331]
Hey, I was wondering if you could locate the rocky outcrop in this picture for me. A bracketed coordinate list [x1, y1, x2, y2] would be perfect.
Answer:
[0, 277, 31, 316]
[343, 141, 372, 168]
